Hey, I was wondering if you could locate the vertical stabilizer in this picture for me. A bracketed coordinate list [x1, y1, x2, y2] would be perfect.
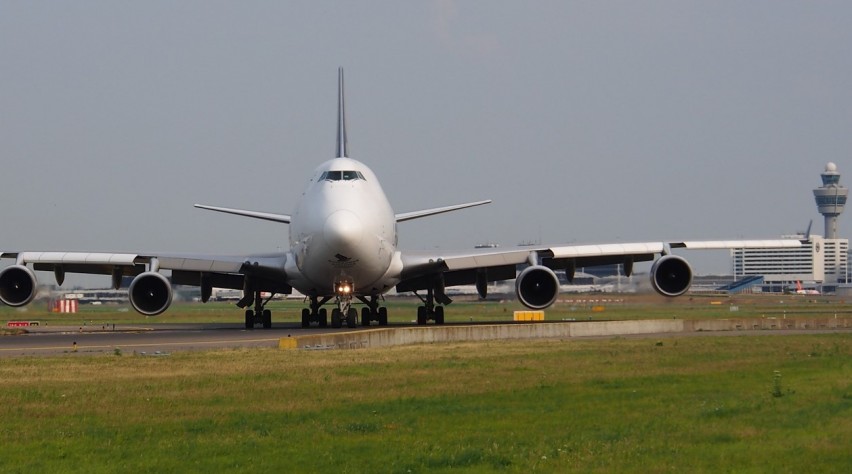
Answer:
[336, 67, 348, 158]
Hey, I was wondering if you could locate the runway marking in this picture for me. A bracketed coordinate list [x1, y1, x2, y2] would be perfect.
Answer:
[0, 337, 281, 353]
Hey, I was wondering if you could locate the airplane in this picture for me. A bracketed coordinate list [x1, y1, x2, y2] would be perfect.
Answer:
[0, 68, 803, 329]
[793, 281, 820, 295]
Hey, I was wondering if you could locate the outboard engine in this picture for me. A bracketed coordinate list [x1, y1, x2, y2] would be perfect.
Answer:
[129, 272, 173, 316]
[515, 265, 560, 309]
[650, 255, 693, 297]
[0, 265, 38, 307]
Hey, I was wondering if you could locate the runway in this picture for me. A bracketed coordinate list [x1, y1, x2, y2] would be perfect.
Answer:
[0, 323, 335, 357]
[2, 320, 849, 357]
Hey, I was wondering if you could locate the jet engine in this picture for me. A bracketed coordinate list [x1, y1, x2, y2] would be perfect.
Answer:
[128, 272, 173, 316]
[650, 255, 693, 297]
[515, 265, 560, 309]
[0, 265, 38, 307]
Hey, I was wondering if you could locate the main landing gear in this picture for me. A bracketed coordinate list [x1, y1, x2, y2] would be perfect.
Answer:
[356, 295, 388, 327]
[242, 290, 274, 329]
[414, 286, 446, 325]
[299, 294, 389, 329]
[299, 292, 358, 329]
[301, 296, 331, 328]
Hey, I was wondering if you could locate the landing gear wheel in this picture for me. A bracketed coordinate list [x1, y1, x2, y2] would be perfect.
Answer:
[435, 306, 445, 325]
[262, 309, 272, 329]
[331, 309, 342, 328]
[301, 308, 310, 328]
[245, 309, 254, 329]
[319, 308, 328, 327]
[417, 306, 428, 325]
[378, 307, 388, 326]
[346, 308, 357, 328]
[361, 307, 371, 326]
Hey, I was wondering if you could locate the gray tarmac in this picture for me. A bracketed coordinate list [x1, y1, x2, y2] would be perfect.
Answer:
[0, 323, 324, 357]
[1, 322, 848, 357]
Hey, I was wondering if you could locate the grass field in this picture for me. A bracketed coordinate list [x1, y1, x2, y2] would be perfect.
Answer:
[0, 332, 849, 472]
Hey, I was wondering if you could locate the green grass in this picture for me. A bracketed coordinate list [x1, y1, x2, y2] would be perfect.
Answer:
[0, 334, 849, 472]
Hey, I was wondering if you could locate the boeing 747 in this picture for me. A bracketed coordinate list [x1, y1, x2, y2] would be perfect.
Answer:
[0, 69, 803, 328]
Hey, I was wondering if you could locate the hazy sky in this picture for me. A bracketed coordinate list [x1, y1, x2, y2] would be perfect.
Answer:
[2, 1, 851, 283]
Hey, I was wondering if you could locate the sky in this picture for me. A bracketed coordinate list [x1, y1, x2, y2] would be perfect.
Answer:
[2, 1, 851, 286]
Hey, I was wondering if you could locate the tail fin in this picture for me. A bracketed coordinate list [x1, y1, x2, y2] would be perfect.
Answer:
[796, 281, 803, 291]
[336, 67, 348, 158]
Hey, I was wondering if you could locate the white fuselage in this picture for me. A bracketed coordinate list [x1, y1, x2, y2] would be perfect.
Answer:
[287, 157, 399, 297]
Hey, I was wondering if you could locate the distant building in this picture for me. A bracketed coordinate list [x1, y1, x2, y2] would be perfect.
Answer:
[813, 162, 848, 239]
[729, 163, 851, 291]
[731, 234, 848, 287]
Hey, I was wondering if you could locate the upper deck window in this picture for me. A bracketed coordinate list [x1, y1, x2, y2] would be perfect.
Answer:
[320, 170, 365, 181]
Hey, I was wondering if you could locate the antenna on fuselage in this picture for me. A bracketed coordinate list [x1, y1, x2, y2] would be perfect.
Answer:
[336, 67, 348, 158]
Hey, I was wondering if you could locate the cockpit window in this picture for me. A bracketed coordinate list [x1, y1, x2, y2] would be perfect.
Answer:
[320, 170, 365, 181]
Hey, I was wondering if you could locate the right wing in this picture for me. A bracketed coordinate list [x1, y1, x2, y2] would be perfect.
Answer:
[194, 204, 291, 224]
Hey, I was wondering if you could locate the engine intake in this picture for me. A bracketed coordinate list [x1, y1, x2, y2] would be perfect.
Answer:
[515, 265, 559, 309]
[650, 255, 693, 297]
[129, 272, 173, 316]
[0, 265, 38, 307]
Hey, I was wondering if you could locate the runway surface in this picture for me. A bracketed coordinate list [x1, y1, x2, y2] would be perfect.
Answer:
[1, 322, 848, 357]
[0, 323, 326, 357]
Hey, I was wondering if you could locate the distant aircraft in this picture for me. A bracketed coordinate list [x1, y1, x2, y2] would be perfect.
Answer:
[794, 281, 820, 295]
[0, 69, 803, 328]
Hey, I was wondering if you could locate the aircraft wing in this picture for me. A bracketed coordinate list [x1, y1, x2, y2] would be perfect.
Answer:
[0, 250, 291, 294]
[396, 239, 803, 298]
[193, 204, 291, 224]
[395, 200, 492, 222]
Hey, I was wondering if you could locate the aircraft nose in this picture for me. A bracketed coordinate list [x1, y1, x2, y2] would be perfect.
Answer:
[323, 210, 364, 251]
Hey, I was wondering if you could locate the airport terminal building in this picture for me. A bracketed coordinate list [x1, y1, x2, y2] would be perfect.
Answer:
[730, 163, 850, 291]
[731, 235, 849, 289]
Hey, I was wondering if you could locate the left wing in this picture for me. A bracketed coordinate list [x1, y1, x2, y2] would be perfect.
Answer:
[395, 200, 492, 222]
[0, 250, 290, 314]
[396, 239, 803, 308]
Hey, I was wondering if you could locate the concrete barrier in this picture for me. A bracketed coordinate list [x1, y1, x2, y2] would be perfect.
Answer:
[279, 318, 851, 351]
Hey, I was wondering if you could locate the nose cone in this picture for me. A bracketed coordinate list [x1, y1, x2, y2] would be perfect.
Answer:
[323, 210, 363, 251]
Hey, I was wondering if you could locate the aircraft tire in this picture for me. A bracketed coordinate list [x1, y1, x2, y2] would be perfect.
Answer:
[244, 310, 253, 329]
[435, 306, 445, 325]
[361, 307, 371, 326]
[319, 308, 328, 327]
[262, 309, 272, 329]
[346, 308, 357, 328]
[417, 306, 427, 325]
[301, 308, 310, 328]
[331, 309, 342, 328]
[378, 307, 388, 326]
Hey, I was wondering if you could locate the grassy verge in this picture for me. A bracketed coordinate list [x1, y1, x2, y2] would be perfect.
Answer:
[0, 334, 849, 472]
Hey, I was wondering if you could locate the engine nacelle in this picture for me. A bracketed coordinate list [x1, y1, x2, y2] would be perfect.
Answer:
[650, 255, 693, 297]
[129, 272, 173, 316]
[0, 265, 38, 307]
[515, 265, 560, 309]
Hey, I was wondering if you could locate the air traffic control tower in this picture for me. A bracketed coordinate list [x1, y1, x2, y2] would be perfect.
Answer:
[813, 162, 848, 239]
